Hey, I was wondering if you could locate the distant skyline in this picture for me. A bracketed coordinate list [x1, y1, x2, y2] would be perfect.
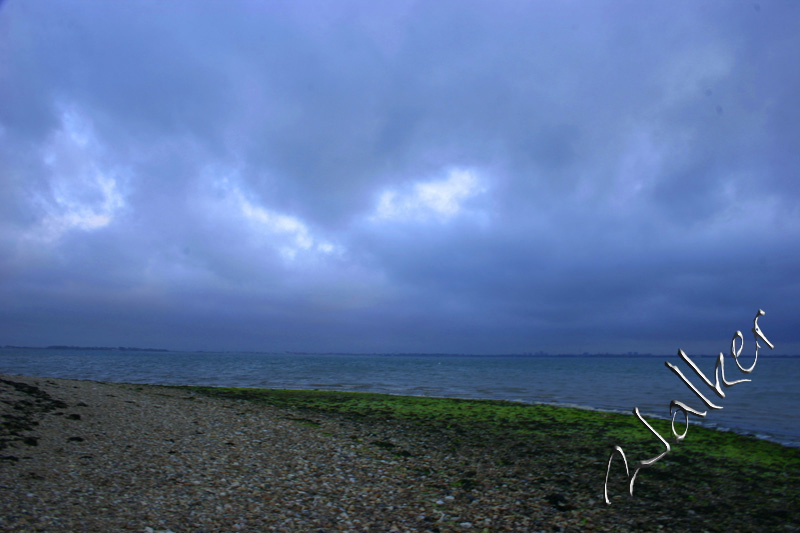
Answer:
[1, 1, 798, 355]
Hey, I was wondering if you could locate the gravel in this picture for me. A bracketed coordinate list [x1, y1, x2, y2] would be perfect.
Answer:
[4, 374, 792, 532]
[2, 375, 573, 531]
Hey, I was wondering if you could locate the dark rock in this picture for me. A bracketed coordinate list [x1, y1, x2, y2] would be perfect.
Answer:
[546, 492, 573, 511]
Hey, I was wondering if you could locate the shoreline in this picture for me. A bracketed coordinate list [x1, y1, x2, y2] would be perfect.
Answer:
[2, 374, 799, 532]
[2, 368, 795, 449]
[2, 348, 796, 450]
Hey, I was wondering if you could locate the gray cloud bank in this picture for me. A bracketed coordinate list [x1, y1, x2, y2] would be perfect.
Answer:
[1, 1, 798, 354]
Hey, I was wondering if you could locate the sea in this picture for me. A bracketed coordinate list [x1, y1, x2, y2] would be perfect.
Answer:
[1, 348, 798, 448]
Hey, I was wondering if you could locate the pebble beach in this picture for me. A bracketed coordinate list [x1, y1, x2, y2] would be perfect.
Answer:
[1, 375, 583, 532]
[1, 374, 798, 532]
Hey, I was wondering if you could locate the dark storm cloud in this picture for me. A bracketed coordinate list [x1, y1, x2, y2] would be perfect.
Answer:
[0, 0, 798, 353]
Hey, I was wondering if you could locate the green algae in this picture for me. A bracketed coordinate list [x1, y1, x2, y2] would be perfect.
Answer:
[181, 386, 798, 472]
[184, 386, 597, 433]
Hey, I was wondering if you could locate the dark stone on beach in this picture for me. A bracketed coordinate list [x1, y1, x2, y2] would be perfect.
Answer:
[1, 378, 71, 452]
[455, 477, 477, 490]
[66, 414, 82, 420]
[546, 492, 573, 511]
[68, 436, 84, 442]
[2, 414, 31, 433]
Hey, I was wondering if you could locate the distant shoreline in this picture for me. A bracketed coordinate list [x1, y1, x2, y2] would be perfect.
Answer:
[2, 345, 798, 357]
[1, 345, 170, 352]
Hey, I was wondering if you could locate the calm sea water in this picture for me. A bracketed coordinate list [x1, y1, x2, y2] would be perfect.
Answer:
[1, 348, 798, 448]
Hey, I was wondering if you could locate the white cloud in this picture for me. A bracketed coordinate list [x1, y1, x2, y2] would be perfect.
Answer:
[28, 106, 127, 242]
[373, 167, 486, 222]
[213, 176, 339, 261]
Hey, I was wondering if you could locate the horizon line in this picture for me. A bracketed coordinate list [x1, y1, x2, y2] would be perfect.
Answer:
[2, 345, 797, 357]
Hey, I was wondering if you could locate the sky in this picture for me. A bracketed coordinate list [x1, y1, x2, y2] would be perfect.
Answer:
[1, 1, 798, 355]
